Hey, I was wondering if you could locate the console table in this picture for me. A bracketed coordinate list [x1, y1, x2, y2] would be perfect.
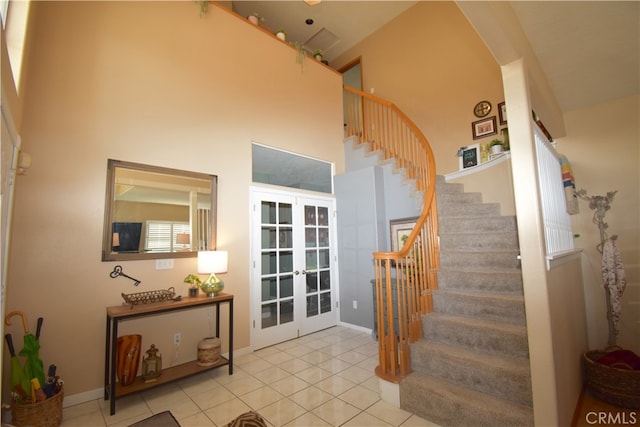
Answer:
[104, 293, 233, 415]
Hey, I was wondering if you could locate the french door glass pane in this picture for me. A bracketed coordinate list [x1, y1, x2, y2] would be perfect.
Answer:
[306, 272, 317, 293]
[279, 204, 292, 224]
[318, 228, 329, 247]
[280, 251, 293, 272]
[280, 228, 292, 248]
[305, 205, 316, 225]
[318, 207, 329, 226]
[320, 292, 331, 313]
[262, 202, 276, 224]
[281, 275, 294, 298]
[281, 300, 294, 324]
[320, 270, 330, 290]
[262, 227, 276, 248]
[305, 228, 316, 247]
[319, 249, 330, 269]
[262, 303, 277, 329]
[306, 250, 317, 270]
[262, 252, 277, 275]
[262, 277, 277, 302]
[307, 295, 319, 317]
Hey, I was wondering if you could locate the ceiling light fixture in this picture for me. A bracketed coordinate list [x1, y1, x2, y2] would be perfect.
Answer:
[304, 0, 321, 5]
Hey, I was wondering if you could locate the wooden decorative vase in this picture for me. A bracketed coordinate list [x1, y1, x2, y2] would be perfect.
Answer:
[116, 334, 142, 386]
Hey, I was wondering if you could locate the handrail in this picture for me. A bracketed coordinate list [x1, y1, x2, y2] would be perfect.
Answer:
[343, 86, 439, 382]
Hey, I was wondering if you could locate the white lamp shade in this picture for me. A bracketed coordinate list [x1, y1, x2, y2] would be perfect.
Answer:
[197, 251, 228, 274]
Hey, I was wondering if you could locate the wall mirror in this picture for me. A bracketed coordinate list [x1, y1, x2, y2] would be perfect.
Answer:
[102, 159, 217, 261]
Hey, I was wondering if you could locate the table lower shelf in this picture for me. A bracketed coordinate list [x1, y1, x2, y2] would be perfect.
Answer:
[112, 357, 230, 398]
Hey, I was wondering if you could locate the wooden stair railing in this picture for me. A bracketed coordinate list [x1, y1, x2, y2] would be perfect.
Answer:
[344, 86, 439, 383]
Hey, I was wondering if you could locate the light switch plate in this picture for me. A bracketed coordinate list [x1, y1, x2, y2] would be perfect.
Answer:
[155, 259, 174, 270]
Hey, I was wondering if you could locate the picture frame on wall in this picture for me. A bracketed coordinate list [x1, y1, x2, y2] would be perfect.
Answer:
[390, 216, 418, 252]
[498, 102, 507, 125]
[472, 116, 497, 140]
[458, 144, 480, 170]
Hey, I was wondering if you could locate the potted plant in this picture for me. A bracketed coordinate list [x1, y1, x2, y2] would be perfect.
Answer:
[275, 28, 286, 41]
[195, 0, 208, 17]
[247, 12, 264, 26]
[489, 139, 503, 154]
[313, 49, 323, 61]
[293, 42, 306, 69]
[184, 274, 201, 297]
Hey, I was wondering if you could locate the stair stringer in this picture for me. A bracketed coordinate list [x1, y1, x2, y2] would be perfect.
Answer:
[344, 136, 424, 209]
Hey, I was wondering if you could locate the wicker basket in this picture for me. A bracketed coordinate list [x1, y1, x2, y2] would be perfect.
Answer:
[11, 389, 64, 427]
[583, 350, 640, 409]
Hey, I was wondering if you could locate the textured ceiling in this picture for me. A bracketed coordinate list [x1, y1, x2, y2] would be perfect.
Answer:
[509, 1, 639, 112]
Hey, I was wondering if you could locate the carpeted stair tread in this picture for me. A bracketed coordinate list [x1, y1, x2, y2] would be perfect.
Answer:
[439, 248, 521, 270]
[423, 313, 529, 358]
[438, 202, 501, 217]
[437, 268, 524, 295]
[437, 192, 483, 204]
[439, 215, 517, 233]
[410, 339, 532, 406]
[439, 230, 520, 250]
[400, 372, 533, 427]
[433, 290, 526, 325]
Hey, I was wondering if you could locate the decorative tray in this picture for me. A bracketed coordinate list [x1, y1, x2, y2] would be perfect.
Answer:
[121, 287, 181, 308]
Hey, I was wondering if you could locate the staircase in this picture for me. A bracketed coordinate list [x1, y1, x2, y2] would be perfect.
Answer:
[399, 176, 534, 426]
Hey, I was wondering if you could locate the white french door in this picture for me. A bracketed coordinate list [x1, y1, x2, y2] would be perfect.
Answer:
[251, 188, 337, 350]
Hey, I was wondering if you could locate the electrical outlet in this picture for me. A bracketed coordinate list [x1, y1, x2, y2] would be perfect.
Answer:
[353, 300, 358, 309]
[174, 332, 181, 345]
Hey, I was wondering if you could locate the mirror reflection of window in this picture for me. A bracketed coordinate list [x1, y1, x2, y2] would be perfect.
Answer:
[103, 160, 217, 261]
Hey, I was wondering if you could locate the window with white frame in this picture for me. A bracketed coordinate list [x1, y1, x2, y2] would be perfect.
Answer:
[145, 221, 190, 253]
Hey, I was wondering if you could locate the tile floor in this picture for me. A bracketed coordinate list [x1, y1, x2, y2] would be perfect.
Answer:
[60, 326, 438, 427]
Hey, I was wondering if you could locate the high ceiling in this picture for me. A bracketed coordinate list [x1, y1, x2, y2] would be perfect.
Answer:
[231, 1, 639, 113]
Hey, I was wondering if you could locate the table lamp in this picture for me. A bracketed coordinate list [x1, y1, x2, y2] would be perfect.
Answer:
[176, 233, 190, 251]
[197, 251, 228, 297]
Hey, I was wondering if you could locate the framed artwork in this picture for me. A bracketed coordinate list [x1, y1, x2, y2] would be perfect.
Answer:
[472, 116, 497, 140]
[390, 216, 418, 252]
[498, 102, 507, 125]
[458, 144, 480, 170]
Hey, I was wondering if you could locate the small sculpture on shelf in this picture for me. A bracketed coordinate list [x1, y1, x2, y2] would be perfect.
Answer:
[142, 344, 162, 382]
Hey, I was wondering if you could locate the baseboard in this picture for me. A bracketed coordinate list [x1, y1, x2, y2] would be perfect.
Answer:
[62, 388, 104, 408]
[338, 321, 373, 336]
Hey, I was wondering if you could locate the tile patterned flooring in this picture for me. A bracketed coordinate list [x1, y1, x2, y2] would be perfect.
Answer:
[60, 326, 437, 426]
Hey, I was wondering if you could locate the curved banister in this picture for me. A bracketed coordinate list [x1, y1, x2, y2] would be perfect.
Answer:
[343, 85, 439, 382]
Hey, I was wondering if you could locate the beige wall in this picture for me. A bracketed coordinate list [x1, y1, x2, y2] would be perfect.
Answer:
[3, 1, 344, 400]
[547, 257, 588, 425]
[331, 2, 505, 175]
[446, 156, 516, 216]
[557, 94, 640, 355]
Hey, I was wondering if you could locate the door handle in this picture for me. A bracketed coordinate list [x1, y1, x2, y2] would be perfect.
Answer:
[301, 270, 307, 275]
[294, 270, 300, 275]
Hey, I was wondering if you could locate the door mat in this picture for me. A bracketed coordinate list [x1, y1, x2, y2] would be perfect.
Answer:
[128, 410, 180, 427]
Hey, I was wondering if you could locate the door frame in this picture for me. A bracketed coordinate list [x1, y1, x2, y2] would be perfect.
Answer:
[249, 185, 340, 351]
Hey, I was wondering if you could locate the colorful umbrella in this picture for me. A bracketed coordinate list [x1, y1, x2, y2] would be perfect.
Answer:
[4, 333, 29, 399]
[4, 311, 45, 391]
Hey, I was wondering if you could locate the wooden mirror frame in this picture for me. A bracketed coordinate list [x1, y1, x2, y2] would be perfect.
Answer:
[102, 159, 217, 261]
